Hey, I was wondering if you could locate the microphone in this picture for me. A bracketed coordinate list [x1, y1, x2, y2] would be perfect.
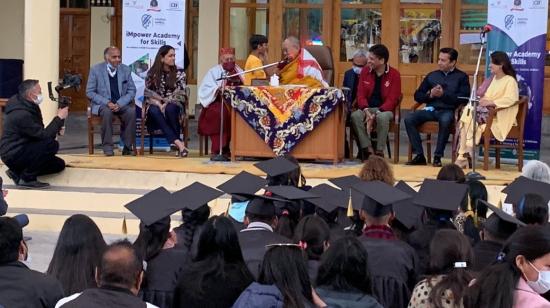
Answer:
[481, 24, 492, 35]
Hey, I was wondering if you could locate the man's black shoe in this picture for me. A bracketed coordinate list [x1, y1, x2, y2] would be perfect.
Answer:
[122, 146, 135, 156]
[433, 156, 442, 167]
[17, 179, 50, 189]
[406, 154, 427, 166]
[6, 169, 20, 185]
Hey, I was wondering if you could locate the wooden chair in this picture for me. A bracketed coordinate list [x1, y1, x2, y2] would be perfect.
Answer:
[304, 45, 334, 86]
[482, 96, 528, 171]
[140, 87, 190, 155]
[87, 101, 137, 155]
[407, 103, 463, 164]
[349, 95, 402, 164]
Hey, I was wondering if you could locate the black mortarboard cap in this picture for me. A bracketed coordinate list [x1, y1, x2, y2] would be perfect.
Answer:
[479, 200, 526, 239]
[307, 184, 347, 213]
[125, 187, 178, 226]
[172, 182, 224, 211]
[254, 157, 298, 177]
[244, 194, 286, 217]
[329, 175, 362, 190]
[265, 185, 318, 201]
[414, 179, 468, 212]
[352, 181, 410, 217]
[217, 171, 267, 202]
[393, 181, 424, 229]
[502, 176, 550, 205]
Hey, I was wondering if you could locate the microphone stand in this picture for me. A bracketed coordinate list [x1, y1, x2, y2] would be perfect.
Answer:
[462, 31, 488, 181]
[210, 61, 283, 162]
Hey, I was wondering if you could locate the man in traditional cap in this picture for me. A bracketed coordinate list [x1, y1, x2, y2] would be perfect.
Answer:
[198, 47, 244, 160]
[278, 36, 328, 87]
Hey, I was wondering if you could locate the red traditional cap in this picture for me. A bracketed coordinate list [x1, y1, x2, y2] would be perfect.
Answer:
[220, 47, 235, 56]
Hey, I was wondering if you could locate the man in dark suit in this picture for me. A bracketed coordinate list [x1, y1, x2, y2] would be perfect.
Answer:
[238, 196, 290, 278]
[0, 217, 64, 308]
[86, 46, 136, 156]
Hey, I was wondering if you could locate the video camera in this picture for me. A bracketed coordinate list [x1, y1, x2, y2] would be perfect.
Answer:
[48, 73, 82, 108]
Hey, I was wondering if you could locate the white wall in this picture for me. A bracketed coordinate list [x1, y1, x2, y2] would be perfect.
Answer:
[0, 0, 25, 59]
[90, 7, 113, 66]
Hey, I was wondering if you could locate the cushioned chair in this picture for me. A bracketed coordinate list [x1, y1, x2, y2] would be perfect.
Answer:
[87, 100, 137, 155]
[304, 45, 334, 86]
[481, 96, 528, 171]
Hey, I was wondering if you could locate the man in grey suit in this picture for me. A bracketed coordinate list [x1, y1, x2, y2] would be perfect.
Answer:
[86, 46, 136, 156]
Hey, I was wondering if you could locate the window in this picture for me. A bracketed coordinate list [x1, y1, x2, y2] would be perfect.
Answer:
[283, 0, 324, 46]
[399, 1, 442, 63]
[340, 1, 382, 61]
[226, 1, 269, 60]
[60, 0, 90, 8]
[458, 0, 487, 66]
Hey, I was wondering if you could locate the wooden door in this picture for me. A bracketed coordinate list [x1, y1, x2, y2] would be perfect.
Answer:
[59, 9, 90, 111]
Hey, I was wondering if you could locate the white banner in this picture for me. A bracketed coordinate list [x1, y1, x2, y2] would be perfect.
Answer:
[122, 0, 186, 108]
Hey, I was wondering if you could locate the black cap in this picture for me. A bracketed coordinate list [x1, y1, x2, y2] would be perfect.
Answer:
[254, 157, 298, 177]
[125, 187, 179, 226]
[503, 176, 550, 205]
[479, 200, 526, 239]
[352, 181, 411, 217]
[217, 171, 267, 202]
[414, 179, 468, 212]
[307, 184, 348, 213]
[393, 181, 424, 229]
[265, 185, 318, 201]
[329, 175, 362, 190]
[245, 194, 285, 217]
[172, 182, 224, 211]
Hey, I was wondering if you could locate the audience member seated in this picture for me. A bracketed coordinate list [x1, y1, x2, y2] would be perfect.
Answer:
[405, 48, 470, 167]
[342, 49, 368, 105]
[436, 163, 466, 183]
[278, 36, 328, 87]
[408, 230, 474, 307]
[144, 45, 189, 157]
[293, 215, 330, 283]
[0, 79, 68, 188]
[522, 160, 550, 184]
[56, 240, 156, 308]
[316, 236, 383, 308]
[233, 245, 324, 308]
[0, 176, 30, 228]
[173, 216, 253, 308]
[455, 51, 519, 168]
[47, 214, 106, 295]
[515, 193, 549, 226]
[465, 225, 550, 307]
[172, 204, 210, 256]
[456, 180, 488, 245]
[359, 155, 396, 185]
[0, 217, 64, 308]
[351, 44, 401, 159]
[86, 46, 136, 156]
[243, 34, 270, 85]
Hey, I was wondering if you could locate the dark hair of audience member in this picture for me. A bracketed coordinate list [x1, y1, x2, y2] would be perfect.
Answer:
[133, 216, 170, 262]
[97, 239, 143, 289]
[148, 45, 177, 90]
[436, 164, 466, 183]
[178, 204, 210, 250]
[467, 180, 488, 218]
[316, 236, 373, 295]
[427, 230, 474, 308]
[293, 215, 330, 261]
[516, 193, 549, 225]
[358, 155, 395, 185]
[47, 214, 107, 294]
[425, 208, 457, 229]
[186, 216, 253, 293]
[275, 202, 301, 239]
[259, 245, 314, 308]
[464, 225, 550, 308]
[0, 217, 22, 264]
[315, 207, 339, 229]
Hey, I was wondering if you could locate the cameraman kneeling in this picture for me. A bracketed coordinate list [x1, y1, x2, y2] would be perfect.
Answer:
[0, 79, 68, 189]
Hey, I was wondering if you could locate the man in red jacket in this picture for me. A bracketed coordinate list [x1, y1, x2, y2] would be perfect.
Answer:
[350, 44, 401, 160]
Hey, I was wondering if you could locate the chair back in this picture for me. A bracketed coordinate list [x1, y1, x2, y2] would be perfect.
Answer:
[304, 45, 334, 86]
[393, 94, 403, 126]
[507, 96, 528, 139]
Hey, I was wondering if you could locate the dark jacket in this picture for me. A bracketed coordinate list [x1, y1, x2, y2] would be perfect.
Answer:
[0, 261, 64, 308]
[232, 282, 284, 308]
[472, 240, 503, 272]
[342, 68, 360, 104]
[357, 65, 401, 111]
[59, 285, 147, 308]
[0, 94, 63, 162]
[413, 68, 470, 110]
[407, 221, 456, 276]
[315, 287, 383, 308]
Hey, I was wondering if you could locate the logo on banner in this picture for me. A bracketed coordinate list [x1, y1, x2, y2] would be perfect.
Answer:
[141, 14, 153, 29]
[511, 0, 524, 11]
[168, 1, 182, 11]
[529, 0, 545, 9]
[504, 15, 515, 29]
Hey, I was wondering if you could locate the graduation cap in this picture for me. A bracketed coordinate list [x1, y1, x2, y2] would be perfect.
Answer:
[502, 176, 550, 205]
[265, 185, 318, 201]
[479, 199, 526, 239]
[172, 182, 224, 211]
[217, 171, 267, 202]
[413, 179, 468, 212]
[351, 181, 411, 217]
[329, 175, 362, 190]
[254, 157, 299, 177]
[307, 184, 348, 213]
[393, 181, 424, 229]
[244, 194, 286, 217]
[125, 187, 179, 226]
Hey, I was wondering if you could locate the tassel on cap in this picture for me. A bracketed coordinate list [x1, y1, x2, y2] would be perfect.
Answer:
[347, 189, 354, 217]
[122, 216, 128, 235]
[225, 200, 232, 216]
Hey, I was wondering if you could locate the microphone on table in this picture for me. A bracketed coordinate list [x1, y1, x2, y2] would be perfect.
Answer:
[481, 24, 493, 36]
